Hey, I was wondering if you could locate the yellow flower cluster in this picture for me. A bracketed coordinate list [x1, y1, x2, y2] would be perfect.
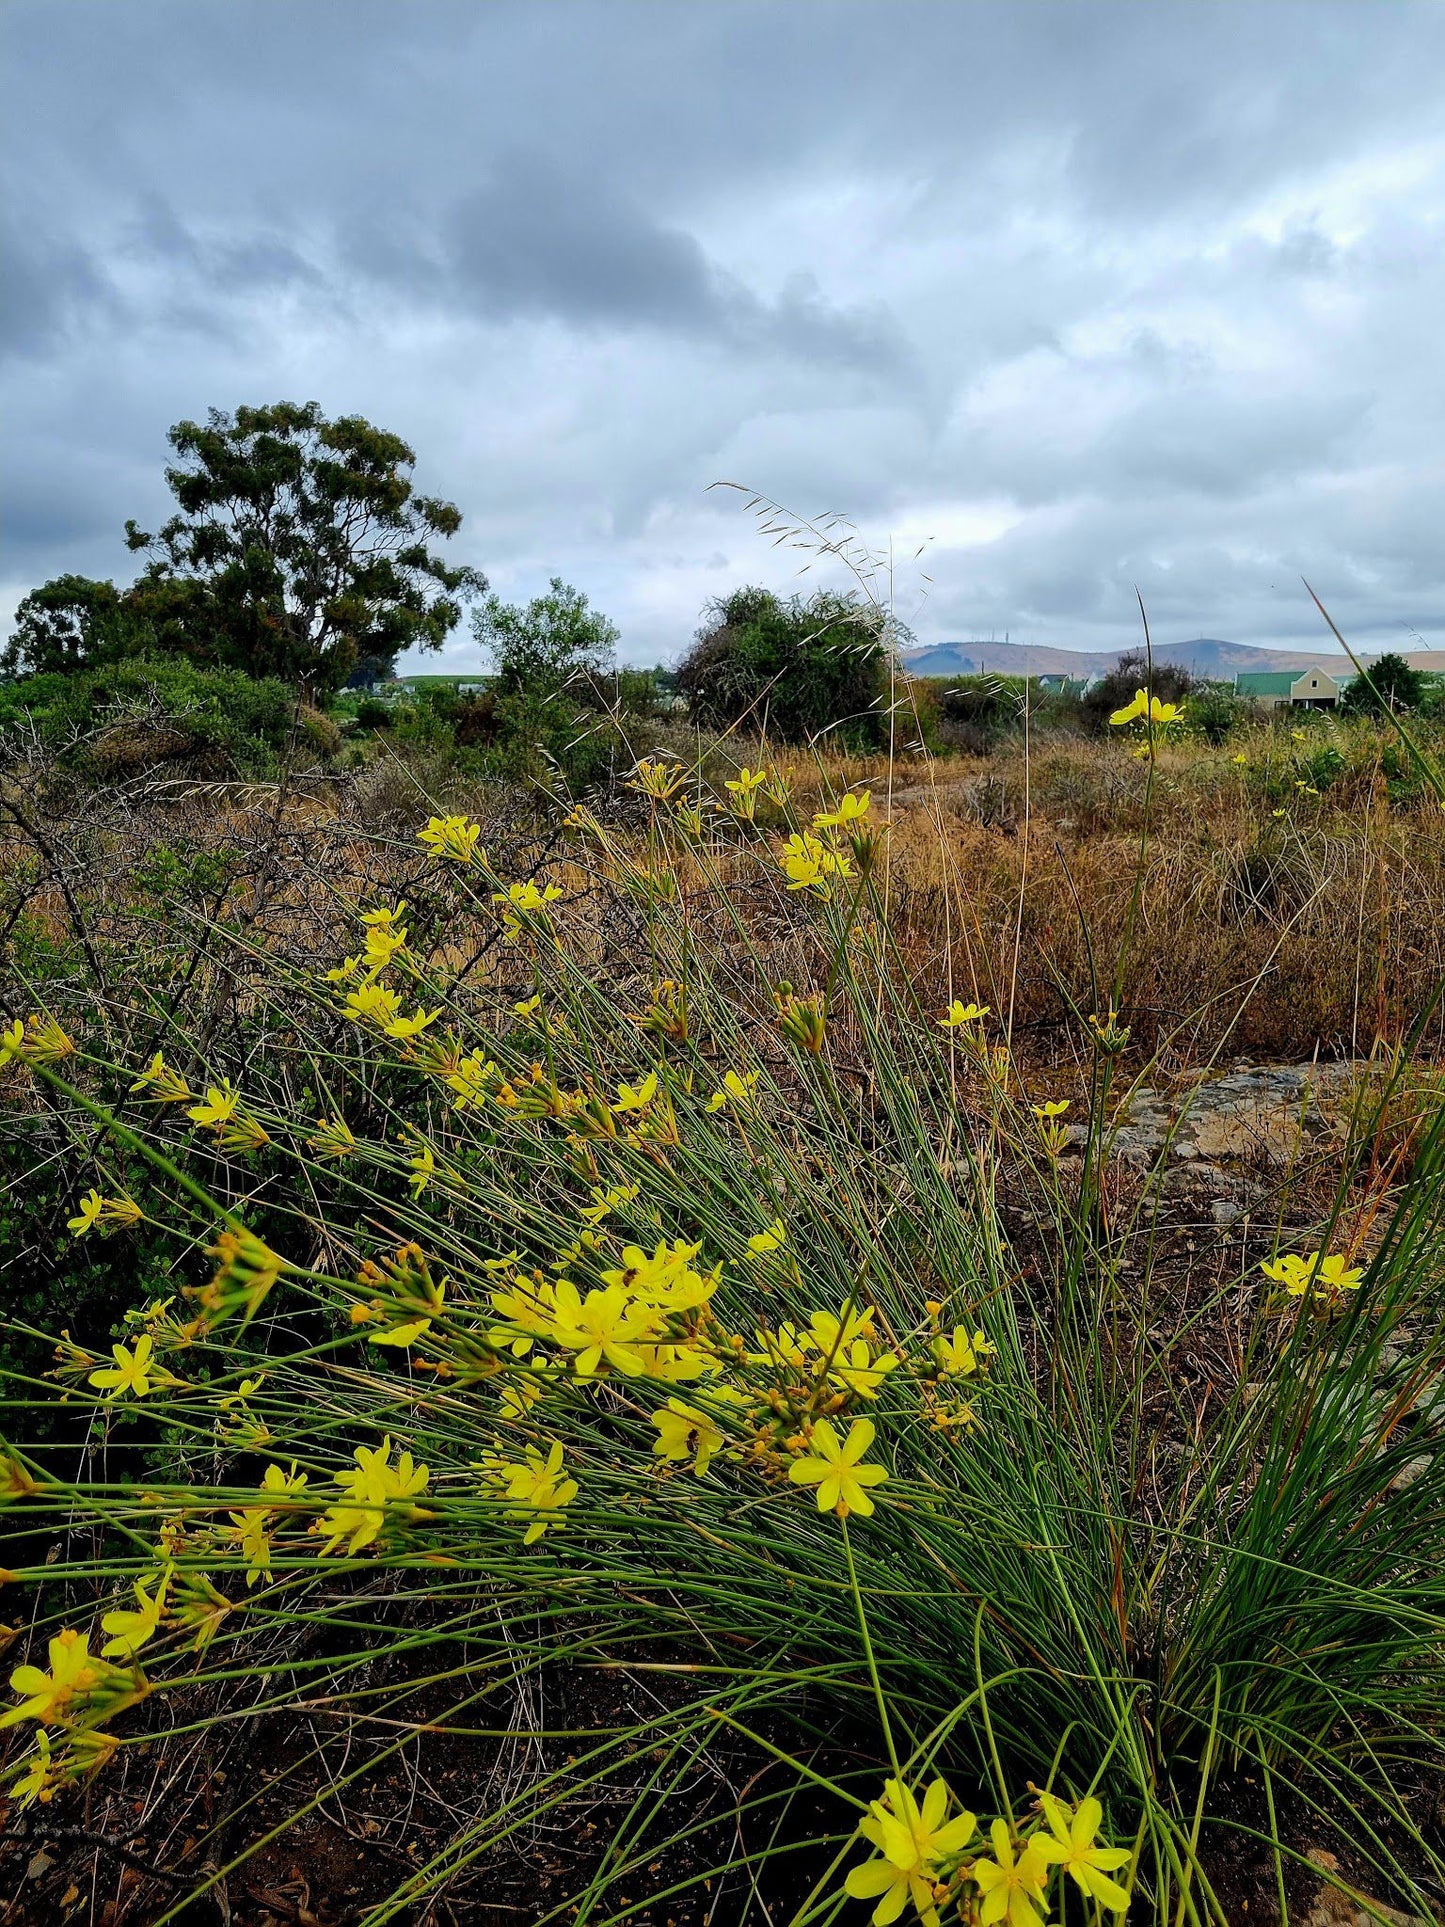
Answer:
[1260, 1248, 1365, 1307]
[328, 902, 440, 1042]
[775, 788, 875, 894]
[313, 1437, 431, 1557]
[845, 1778, 1130, 1926]
[480, 1440, 578, 1543]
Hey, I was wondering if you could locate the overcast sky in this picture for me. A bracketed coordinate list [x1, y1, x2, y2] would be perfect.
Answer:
[4, 0, 1445, 667]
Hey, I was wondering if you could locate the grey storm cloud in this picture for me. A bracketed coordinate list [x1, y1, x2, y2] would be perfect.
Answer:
[3, 0, 1445, 662]
[367, 150, 905, 368]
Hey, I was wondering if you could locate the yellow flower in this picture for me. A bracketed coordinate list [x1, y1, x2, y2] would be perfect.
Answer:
[548, 1280, 659, 1378]
[344, 979, 402, 1027]
[67, 1191, 142, 1238]
[494, 880, 563, 914]
[1033, 1792, 1131, 1911]
[187, 1082, 239, 1128]
[314, 1437, 430, 1556]
[651, 1396, 733, 1475]
[489, 1440, 578, 1543]
[362, 920, 408, 970]
[1031, 1098, 1071, 1156]
[9, 1730, 55, 1806]
[497, 1374, 546, 1422]
[602, 1239, 716, 1312]
[724, 766, 767, 818]
[406, 1139, 436, 1199]
[1260, 1249, 1365, 1303]
[67, 1191, 105, 1236]
[747, 1218, 787, 1256]
[100, 1571, 170, 1659]
[444, 1050, 495, 1111]
[939, 1000, 990, 1028]
[971, 1819, 1052, 1927]
[1110, 689, 1181, 729]
[578, 1181, 640, 1224]
[613, 1070, 659, 1113]
[0, 1018, 26, 1066]
[360, 900, 408, 926]
[632, 1340, 714, 1382]
[383, 1004, 442, 1041]
[808, 1305, 877, 1355]
[788, 1417, 888, 1518]
[187, 1083, 270, 1153]
[226, 1463, 309, 1587]
[823, 1340, 899, 1401]
[0, 1630, 110, 1730]
[813, 789, 872, 830]
[706, 1067, 759, 1112]
[88, 1335, 158, 1400]
[845, 1777, 977, 1927]
[725, 765, 767, 796]
[488, 1272, 559, 1355]
[932, 1326, 995, 1378]
[779, 829, 852, 893]
[418, 813, 482, 863]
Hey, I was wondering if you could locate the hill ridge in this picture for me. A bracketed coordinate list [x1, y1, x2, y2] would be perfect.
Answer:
[903, 638, 1369, 678]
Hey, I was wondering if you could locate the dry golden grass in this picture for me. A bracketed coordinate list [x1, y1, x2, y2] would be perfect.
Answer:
[765, 728, 1445, 1074]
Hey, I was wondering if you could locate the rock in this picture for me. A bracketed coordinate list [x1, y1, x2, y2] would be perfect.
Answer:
[1388, 1454, 1433, 1492]
[1110, 1061, 1368, 1175]
[1300, 1848, 1438, 1926]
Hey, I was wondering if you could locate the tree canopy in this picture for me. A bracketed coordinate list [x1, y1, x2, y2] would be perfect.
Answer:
[1341, 651, 1425, 716]
[118, 402, 484, 697]
[2, 576, 143, 679]
[472, 577, 619, 697]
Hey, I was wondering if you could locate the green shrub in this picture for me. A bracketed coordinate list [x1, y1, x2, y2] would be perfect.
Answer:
[0, 659, 307, 780]
[677, 586, 890, 746]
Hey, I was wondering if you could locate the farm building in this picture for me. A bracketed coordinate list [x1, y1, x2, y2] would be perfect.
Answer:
[1234, 667, 1355, 710]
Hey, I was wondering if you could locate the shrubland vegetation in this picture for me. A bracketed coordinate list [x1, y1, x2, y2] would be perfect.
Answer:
[2, 420, 1443, 1927]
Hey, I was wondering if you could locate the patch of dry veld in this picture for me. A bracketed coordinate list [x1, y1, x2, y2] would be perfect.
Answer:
[777, 735, 1445, 1072]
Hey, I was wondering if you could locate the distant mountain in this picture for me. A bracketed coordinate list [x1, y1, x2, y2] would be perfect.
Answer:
[903, 638, 1359, 679]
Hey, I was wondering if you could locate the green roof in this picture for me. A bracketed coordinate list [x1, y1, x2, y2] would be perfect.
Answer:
[1234, 671, 1298, 695]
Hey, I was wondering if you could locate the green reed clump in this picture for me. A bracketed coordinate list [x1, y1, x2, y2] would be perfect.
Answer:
[0, 749, 1441, 1926]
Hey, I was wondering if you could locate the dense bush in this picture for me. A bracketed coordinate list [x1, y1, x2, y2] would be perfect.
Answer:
[1080, 649, 1200, 733]
[677, 585, 890, 746]
[931, 674, 1032, 754]
[0, 659, 314, 780]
